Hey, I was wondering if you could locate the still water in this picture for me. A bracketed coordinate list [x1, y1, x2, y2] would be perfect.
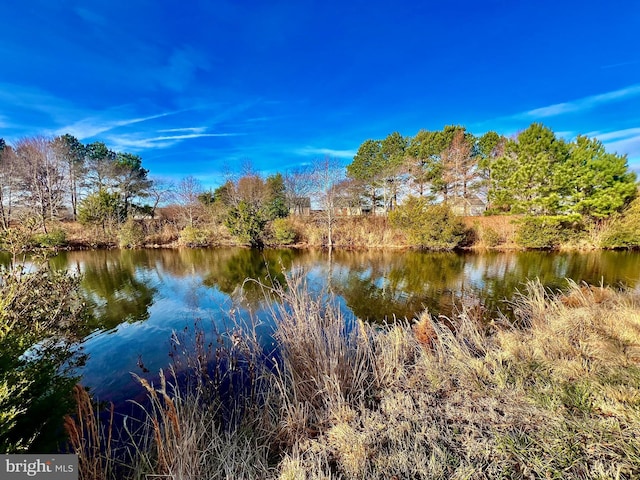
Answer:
[43, 247, 640, 405]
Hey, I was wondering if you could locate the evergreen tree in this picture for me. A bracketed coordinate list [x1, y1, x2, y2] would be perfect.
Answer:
[405, 129, 442, 197]
[225, 200, 266, 247]
[264, 173, 288, 220]
[347, 139, 382, 213]
[113, 152, 152, 218]
[565, 135, 637, 218]
[77, 189, 121, 233]
[379, 132, 407, 211]
[52, 134, 85, 220]
[489, 123, 569, 215]
[476, 131, 505, 202]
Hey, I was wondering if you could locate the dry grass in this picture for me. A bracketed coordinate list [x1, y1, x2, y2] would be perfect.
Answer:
[464, 215, 520, 249]
[57, 213, 616, 251]
[143, 221, 180, 246]
[412, 312, 438, 349]
[64, 386, 117, 480]
[263, 276, 377, 449]
[70, 275, 640, 479]
[272, 276, 640, 479]
[287, 215, 407, 249]
[131, 368, 272, 480]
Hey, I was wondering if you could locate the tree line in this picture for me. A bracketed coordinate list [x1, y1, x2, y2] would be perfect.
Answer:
[1, 122, 636, 248]
[347, 122, 637, 218]
[0, 134, 151, 233]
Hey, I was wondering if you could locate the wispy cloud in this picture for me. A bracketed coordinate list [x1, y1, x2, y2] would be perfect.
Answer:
[57, 110, 183, 140]
[607, 136, 640, 159]
[554, 130, 575, 139]
[588, 127, 640, 142]
[74, 7, 109, 28]
[0, 83, 79, 122]
[106, 132, 243, 151]
[157, 127, 207, 134]
[243, 116, 282, 123]
[294, 146, 357, 159]
[521, 84, 640, 119]
[589, 128, 640, 163]
[159, 46, 212, 93]
[601, 60, 639, 70]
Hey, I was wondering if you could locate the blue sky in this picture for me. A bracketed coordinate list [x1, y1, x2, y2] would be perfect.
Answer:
[2, 0, 639, 187]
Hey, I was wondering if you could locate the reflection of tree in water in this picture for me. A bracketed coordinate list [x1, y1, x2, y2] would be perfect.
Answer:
[328, 249, 640, 323]
[202, 248, 299, 305]
[453, 251, 640, 319]
[329, 250, 468, 322]
[63, 250, 157, 330]
[52, 248, 640, 332]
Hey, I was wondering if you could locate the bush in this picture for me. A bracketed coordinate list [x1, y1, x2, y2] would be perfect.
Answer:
[271, 218, 297, 245]
[179, 225, 209, 247]
[516, 215, 584, 249]
[481, 226, 502, 247]
[118, 218, 146, 248]
[225, 201, 266, 247]
[32, 228, 67, 248]
[0, 265, 85, 452]
[78, 190, 121, 228]
[601, 198, 640, 248]
[389, 197, 467, 250]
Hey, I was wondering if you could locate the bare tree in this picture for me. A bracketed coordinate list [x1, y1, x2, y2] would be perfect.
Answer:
[441, 129, 477, 211]
[236, 174, 264, 208]
[173, 176, 204, 227]
[0, 142, 17, 229]
[333, 178, 364, 215]
[15, 137, 66, 232]
[147, 176, 175, 218]
[310, 157, 344, 249]
[52, 134, 85, 220]
[284, 167, 314, 215]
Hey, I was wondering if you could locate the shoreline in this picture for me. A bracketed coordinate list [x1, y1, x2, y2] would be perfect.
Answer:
[3, 214, 638, 256]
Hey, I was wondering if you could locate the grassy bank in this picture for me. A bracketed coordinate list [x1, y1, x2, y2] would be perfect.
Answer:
[4, 199, 640, 252]
[0, 214, 617, 252]
[68, 276, 640, 479]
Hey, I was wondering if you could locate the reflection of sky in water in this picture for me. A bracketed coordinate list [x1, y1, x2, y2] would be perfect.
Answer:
[50, 248, 640, 405]
[77, 265, 257, 404]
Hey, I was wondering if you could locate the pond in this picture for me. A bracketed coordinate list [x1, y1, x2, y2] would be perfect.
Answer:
[23, 248, 640, 407]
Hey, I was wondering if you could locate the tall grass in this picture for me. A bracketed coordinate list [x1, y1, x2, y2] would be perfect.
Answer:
[69, 275, 640, 479]
[286, 215, 406, 248]
[64, 386, 115, 479]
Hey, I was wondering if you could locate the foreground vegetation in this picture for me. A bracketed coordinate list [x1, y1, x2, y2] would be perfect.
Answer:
[0, 259, 86, 452]
[62, 275, 640, 479]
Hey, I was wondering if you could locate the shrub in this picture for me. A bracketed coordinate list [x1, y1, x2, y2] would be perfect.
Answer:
[389, 197, 467, 250]
[225, 201, 266, 247]
[32, 228, 67, 248]
[600, 198, 640, 248]
[516, 214, 584, 249]
[1, 265, 85, 452]
[179, 225, 209, 247]
[117, 218, 145, 248]
[78, 189, 121, 229]
[481, 225, 502, 247]
[271, 218, 297, 245]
